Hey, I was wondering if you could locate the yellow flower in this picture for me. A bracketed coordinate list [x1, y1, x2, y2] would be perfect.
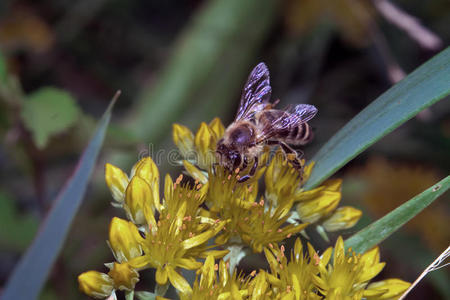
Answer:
[78, 262, 139, 299]
[105, 157, 160, 214]
[296, 179, 342, 223]
[364, 278, 411, 299]
[264, 238, 321, 299]
[239, 200, 308, 253]
[173, 118, 224, 171]
[108, 217, 143, 263]
[180, 255, 251, 300]
[264, 149, 305, 206]
[127, 176, 228, 296]
[314, 237, 386, 298]
[173, 123, 195, 159]
[78, 271, 114, 299]
[206, 165, 305, 253]
[322, 206, 362, 232]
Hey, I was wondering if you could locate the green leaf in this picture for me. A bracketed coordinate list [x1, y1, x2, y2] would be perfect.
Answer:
[135, 291, 157, 300]
[0, 192, 38, 251]
[0, 50, 7, 82]
[2, 92, 119, 300]
[21, 87, 80, 149]
[304, 47, 450, 189]
[345, 176, 450, 254]
[125, 290, 135, 300]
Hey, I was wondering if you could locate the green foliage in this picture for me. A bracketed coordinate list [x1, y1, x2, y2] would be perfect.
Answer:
[2, 94, 117, 300]
[21, 87, 80, 149]
[129, 0, 278, 145]
[345, 176, 450, 254]
[135, 291, 156, 300]
[304, 47, 450, 190]
[0, 192, 38, 251]
[0, 51, 6, 82]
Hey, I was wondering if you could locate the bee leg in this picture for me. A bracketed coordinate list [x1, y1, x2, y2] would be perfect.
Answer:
[279, 142, 303, 172]
[242, 156, 248, 170]
[237, 157, 258, 183]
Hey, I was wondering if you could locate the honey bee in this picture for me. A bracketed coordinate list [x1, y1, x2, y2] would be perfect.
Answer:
[216, 62, 317, 182]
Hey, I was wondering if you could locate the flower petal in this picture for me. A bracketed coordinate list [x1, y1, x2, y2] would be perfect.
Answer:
[167, 266, 193, 296]
[78, 270, 114, 299]
[105, 163, 129, 203]
[108, 217, 143, 263]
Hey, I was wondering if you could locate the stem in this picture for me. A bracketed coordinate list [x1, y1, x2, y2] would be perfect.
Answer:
[399, 245, 450, 300]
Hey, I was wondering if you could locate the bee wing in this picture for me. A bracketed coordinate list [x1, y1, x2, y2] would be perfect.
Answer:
[258, 104, 318, 142]
[235, 62, 272, 121]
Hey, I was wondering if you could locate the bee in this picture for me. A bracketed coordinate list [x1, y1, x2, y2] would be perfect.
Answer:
[216, 62, 317, 182]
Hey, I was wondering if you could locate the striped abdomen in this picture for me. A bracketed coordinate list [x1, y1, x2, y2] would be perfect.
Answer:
[284, 122, 313, 145]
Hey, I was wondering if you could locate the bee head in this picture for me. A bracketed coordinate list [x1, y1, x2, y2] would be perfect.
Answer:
[216, 139, 242, 171]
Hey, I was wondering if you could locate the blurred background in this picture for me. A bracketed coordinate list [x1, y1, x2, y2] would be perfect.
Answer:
[0, 0, 449, 299]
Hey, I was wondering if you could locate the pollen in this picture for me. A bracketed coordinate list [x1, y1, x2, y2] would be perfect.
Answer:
[235, 168, 240, 174]
[250, 270, 256, 277]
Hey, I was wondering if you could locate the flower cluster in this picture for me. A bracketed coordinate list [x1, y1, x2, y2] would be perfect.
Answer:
[78, 118, 409, 299]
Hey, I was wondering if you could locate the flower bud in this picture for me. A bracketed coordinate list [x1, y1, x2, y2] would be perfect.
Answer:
[173, 123, 195, 158]
[108, 262, 139, 291]
[105, 163, 129, 203]
[365, 279, 411, 299]
[322, 206, 362, 232]
[124, 176, 153, 225]
[78, 270, 114, 299]
[109, 217, 143, 263]
[296, 179, 342, 223]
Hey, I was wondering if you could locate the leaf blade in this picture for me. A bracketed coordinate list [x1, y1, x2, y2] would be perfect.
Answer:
[2, 93, 119, 300]
[345, 176, 450, 254]
[305, 47, 450, 189]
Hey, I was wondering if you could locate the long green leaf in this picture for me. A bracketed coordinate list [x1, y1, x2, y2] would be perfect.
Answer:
[305, 47, 450, 189]
[345, 176, 449, 254]
[2, 92, 119, 300]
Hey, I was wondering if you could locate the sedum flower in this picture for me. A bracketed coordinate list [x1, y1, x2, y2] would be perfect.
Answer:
[106, 262, 139, 291]
[173, 118, 224, 171]
[314, 237, 387, 298]
[180, 255, 251, 300]
[78, 271, 114, 299]
[108, 217, 143, 263]
[322, 206, 362, 232]
[78, 262, 139, 299]
[296, 179, 343, 224]
[364, 278, 411, 299]
[127, 175, 228, 296]
[105, 157, 160, 215]
[264, 239, 321, 299]
[206, 165, 306, 253]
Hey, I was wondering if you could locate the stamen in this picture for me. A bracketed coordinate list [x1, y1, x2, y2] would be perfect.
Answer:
[313, 253, 320, 266]
[235, 168, 240, 174]
[250, 270, 256, 277]
[286, 233, 292, 238]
